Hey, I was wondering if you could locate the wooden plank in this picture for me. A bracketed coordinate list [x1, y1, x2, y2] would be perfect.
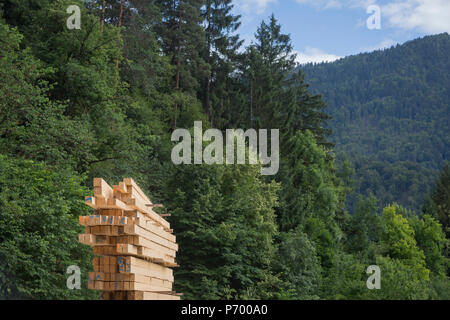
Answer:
[131, 213, 175, 242]
[99, 209, 125, 216]
[85, 196, 130, 211]
[84, 196, 96, 209]
[88, 272, 173, 289]
[114, 235, 176, 258]
[131, 291, 181, 300]
[125, 197, 170, 231]
[93, 178, 114, 199]
[89, 280, 172, 292]
[123, 178, 152, 204]
[79, 234, 110, 246]
[79, 215, 137, 227]
[117, 260, 174, 282]
[130, 236, 177, 258]
[146, 204, 163, 208]
[113, 183, 127, 194]
[86, 234, 177, 259]
[121, 224, 178, 251]
[101, 291, 180, 301]
[87, 225, 123, 236]
[78, 234, 96, 246]
[85, 221, 176, 254]
[106, 198, 133, 211]
[93, 244, 177, 265]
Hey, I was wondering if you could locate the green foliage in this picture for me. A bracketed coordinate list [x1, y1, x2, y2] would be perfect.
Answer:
[156, 0, 209, 93]
[428, 163, 450, 238]
[0, 155, 97, 299]
[343, 194, 381, 254]
[276, 229, 322, 299]
[237, 14, 330, 144]
[366, 256, 432, 300]
[162, 161, 280, 299]
[243, 14, 296, 130]
[379, 205, 430, 281]
[201, 0, 243, 122]
[278, 130, 340, 231]
[321, 252, 368, 300]
[0, 1, 448, 301]
[303, 33, 450, 212]
[409, 214, 448, 276]
[0, 19, 94, 170]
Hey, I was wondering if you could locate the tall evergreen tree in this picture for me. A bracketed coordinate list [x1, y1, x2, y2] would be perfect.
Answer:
[201, 0, 242, 124]
[156, 0, 209, 93]
[241, 14, 296, 130]
[430, 163, 450, 238]
[241, 15, 331, 147]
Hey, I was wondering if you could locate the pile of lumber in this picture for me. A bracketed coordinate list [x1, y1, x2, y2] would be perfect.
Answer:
[79, 178, 181, 300]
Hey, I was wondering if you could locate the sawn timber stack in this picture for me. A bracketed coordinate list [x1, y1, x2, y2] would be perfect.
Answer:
[79, 178, 181, 300]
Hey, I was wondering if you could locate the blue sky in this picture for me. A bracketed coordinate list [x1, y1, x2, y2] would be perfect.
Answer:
[232, 0, 450, 64]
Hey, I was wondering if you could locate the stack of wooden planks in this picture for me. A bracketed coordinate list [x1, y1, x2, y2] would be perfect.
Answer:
[79, 178, 181, 300]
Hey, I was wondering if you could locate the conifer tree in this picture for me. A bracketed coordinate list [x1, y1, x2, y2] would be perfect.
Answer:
[241, 14, 296, 130]
[430, 163, 450, 238]
[156, 0, 209, 93]
[202, 0, 242, 124]
[242, 14, 331, 148]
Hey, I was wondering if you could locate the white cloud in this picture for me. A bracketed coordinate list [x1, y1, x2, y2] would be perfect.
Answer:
[293, 0, 376, 10]
[293, 0, 450, 33]
[294, 0, 342, 9]
[235, 0, 277, 14]
[295, 47, 343, 64]
[382, 0, 450, 33]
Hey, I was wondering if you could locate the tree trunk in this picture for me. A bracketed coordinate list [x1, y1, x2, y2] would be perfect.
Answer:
[118, 0, 124, 29]
[101, 0, 106, 33]
[173, 103, 177, 129]
[250, 77, 253, 127]
[205, 0, 212, 123]
[174, 1, 183, 129]
[115, 0, 124, 71]
[175, 2, 182, 90]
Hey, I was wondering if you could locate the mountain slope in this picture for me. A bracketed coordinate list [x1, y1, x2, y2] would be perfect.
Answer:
[302, 33, 450, 212]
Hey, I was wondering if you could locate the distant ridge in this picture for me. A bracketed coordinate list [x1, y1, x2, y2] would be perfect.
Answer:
[302, 33, 450, 212]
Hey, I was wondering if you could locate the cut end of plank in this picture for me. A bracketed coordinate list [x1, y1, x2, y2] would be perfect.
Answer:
[145, 204, 164, 208]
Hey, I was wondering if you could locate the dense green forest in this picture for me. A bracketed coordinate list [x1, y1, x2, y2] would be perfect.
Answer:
[302, 33, 450, 213]
[0, 0, 448, 300]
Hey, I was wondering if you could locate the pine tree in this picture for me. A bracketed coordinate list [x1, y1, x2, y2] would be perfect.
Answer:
[201, 0, 242, 124]
[241, 14, 331, 148]
[281, 70, 333, 148]
[430, 163, 450, 238]
[241, 14, 296, 130]
[156, 0, 209, 93]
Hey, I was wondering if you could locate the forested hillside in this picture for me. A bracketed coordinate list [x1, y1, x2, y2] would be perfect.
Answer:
[0, 0, 448, 300]
[302, 34, 450, 212]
